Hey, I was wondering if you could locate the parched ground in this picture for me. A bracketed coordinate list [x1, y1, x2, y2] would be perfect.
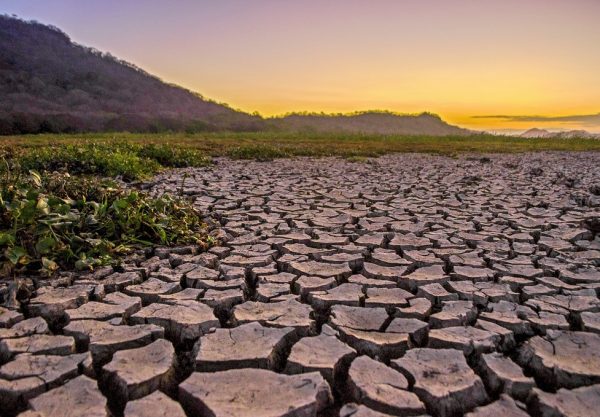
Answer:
[2, 152, 600, 417]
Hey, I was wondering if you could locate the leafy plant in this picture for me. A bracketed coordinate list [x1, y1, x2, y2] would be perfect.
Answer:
[227, 144, 289, 161]
[137, 143, 211, 168]
[16, 142, 210, 181]
[0, 169, 210, 276]
[17, 144, 158, 181]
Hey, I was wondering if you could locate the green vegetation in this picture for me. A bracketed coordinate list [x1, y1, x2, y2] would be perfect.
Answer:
[6, 142, 210, 181]
[0, 143, 212, 277]
[1, 131, 598, 277]
[226, 144, 290, 161]
[2, 131, 600, 162]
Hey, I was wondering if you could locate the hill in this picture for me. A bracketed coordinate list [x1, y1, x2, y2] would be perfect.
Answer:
[269, 111, 471, 136]
[0, 15, 472, 136]
[520, 128, 553, 138]
[0, 15, 263, 134]
[520, 128, 599, 139]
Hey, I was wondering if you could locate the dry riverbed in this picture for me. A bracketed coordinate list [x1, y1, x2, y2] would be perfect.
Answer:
[1, 152, 600, 417]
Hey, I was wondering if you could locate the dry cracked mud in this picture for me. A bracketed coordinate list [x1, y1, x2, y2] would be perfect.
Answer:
[2, 152, 600, 417]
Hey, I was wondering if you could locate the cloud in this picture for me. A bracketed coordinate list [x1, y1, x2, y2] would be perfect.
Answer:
[471, 113, 600, 126]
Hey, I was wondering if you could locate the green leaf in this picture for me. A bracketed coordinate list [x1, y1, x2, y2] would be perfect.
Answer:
[0, 232, 15, 246]
[6, 246, 28, 265]
[112, 199, 129, 210]
[20, 200, 37, 223]
[157, 228, 167, 243]
[35, 236, 56, 255]
[74, 259, 90, 270]
[75, 256, 97, 271]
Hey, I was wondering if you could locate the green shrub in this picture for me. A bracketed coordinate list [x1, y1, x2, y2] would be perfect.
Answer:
[18, 144, 160, 181]
[226, 144, 289, 161]
[0, 170, 210, 276]
[15, 142, 211, 181]
[136, 144, 211, 168]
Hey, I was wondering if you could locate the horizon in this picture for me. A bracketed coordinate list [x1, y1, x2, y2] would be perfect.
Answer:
[3, 0, 600, 133]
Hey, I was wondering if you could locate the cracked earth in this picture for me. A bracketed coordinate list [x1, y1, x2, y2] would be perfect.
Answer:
[2, 152, 600, 417]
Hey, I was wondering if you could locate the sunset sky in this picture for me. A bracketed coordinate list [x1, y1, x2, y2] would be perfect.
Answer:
[3, 0, 600, 132]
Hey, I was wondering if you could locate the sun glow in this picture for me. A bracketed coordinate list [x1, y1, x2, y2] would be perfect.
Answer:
[3, 0, 600, 132]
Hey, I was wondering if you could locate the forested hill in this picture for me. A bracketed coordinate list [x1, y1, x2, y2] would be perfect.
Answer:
[0, 15, 472, 136]
[270, 111, 471, 136]
[0, 15, 263, 134]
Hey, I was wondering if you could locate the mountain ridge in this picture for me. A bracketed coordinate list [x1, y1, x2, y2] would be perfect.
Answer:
[0, 15, 470, 136]
[0, 15, 262, 134]
[268, 111, 470, 136]
[520, 128, 600, 139]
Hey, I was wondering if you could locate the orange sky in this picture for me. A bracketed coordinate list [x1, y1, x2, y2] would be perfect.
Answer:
[4, 0, 600, 132]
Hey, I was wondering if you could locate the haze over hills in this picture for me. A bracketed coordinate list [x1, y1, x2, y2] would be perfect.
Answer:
[520, 128, 600, 139]
[269, 111, 470, 136]
[0, 15, 467, 136]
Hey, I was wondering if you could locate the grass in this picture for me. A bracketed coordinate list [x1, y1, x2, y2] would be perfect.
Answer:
[0, 170, 212, 277]
[0, 144, 212, 277]
[3, 142, 211, 181]
[1, 130, 598, 277]
[2, 131, 600, 162]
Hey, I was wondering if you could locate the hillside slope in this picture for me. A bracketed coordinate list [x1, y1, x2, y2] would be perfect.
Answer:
[520, 128, 599, 139]
[269, 111, 471, 136]
[0, 15, 472, 136]
[0, 15, 262, 134]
